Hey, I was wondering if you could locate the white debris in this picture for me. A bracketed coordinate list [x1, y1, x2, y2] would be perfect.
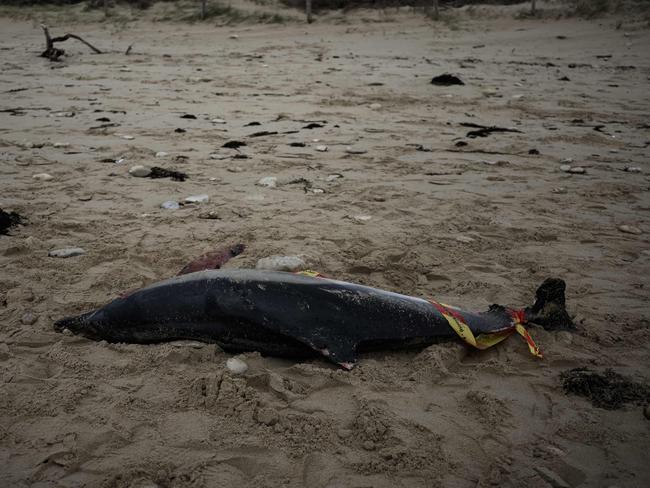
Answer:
[161, 200, 180, 210]
[185, 194, 210, 204]
[48, 247, 86, 258]
[155, 151, 169, 158]
[256, 255, 306, 272]
[315, 145, 328, 152]
[33, 173, 54, 181]
[618, 225, 642, 235]
[257, 176, 278, 188]
[53, 142, 70, 148]
[226, 357, 248, 374]
[211, 118, 227, 124]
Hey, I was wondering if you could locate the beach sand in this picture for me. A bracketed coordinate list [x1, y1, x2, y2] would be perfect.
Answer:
[1, 5, 649, 487]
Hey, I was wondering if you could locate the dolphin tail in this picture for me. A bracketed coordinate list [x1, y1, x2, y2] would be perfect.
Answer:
[524, 278, 574, 330]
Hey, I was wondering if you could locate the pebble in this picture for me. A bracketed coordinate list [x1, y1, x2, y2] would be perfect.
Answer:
[21, 313, 38, 325]
[618, 225, 642, 235]
[256, 407, 279, 426]
[121, 135, 135, 140]
[352, 215, 372, 223]
[256, 255, 306, 272]
[345, 147, 367, 154]
[161, 200, 180, 210]
[129, 165, 151, 177]
[455, 235, 475, 243]
[257, 176, 278, 188]
[559, 164, 572, 172]
[78, 195, 93, 201]
[229, 34, 239, 39]
[568, 166, 586, 174]
[155, 151, 169, 158]
[552, 187, 567, 194]
[185, 194, 209, 204]
[198, 211, 220, 220]
[315, 145, 328, 152]
[534, 467, 570, 488]
[624, 166, 641, 173]
[48, 247, 86, 258]
[369, 103, 382, 110]
[226, 357, 248, 374]
[227, 166, 245, 173]
[310, 188, 325, 194]
[53, 142, 70, 148]
[33, 173, 53, 181]
[211, 118, 227, 124]
[326, 174, 343, 182]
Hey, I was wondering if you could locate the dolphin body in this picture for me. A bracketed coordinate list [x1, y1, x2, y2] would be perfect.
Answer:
[54, 270, 573, 369]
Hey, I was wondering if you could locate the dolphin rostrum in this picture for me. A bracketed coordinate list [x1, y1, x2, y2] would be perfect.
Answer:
[54, 270, 573, 369]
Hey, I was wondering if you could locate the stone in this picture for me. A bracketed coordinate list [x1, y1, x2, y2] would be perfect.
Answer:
[48, 247, 86, 258]
[184, 194, 209, 204]
[161, 200, 180, 210]
[455, 235, 475, 243]
[257, 176, 278, 188]
[155, 151, 169, 158]
[198, 211, 220, 220]
[618, 225, 642, 235]
[33, 173, 53, 181]
[226, 357, 248, 374]
[568, 166, 586, 174]
[121, 135, 135, 140]
[53, 142, 70, 148]
[315, 145, 328, 152]
[345, 147, 367, 154]
[256, 407, 279, 426]
[534, 467, 570, 488]
[129, 165, 151, 177]
[256, 255, 306, 272]
[624, 166, 641, 173]
[369, 103, 382, 110]
[352, 215, 372, 223]
[21, 313, 37, 325]
[559, 165, 572, 173]
[211, 118, 227, 124]
[326, 174, 343, 182]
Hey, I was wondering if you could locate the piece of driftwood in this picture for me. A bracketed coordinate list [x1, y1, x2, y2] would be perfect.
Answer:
[40, 24, 102, 61]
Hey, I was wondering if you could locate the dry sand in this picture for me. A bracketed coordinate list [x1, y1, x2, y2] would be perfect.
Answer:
[1, 5, 649, 487]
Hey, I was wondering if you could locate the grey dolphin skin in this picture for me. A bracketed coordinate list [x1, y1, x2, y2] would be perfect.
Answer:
[54, 270, 573, 369]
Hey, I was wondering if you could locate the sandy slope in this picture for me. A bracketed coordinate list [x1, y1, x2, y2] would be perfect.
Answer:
[0, 8, 649, 488]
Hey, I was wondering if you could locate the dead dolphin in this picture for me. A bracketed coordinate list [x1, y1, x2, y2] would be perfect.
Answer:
[54, 270, 573, 369]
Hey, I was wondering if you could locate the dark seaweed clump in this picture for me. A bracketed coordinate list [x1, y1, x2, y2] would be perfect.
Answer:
[561, 368, 650, 410]
[149, 167, 188, 182]
[0, 209, 23, 235]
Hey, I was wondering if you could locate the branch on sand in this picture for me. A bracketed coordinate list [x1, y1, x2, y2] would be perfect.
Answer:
[40, 24, 102, 62]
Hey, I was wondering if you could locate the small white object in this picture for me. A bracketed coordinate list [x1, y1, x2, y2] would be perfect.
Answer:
[226, 357, 248, 374]
[229, 34, 239, 40]
[115, 158, 125, 165]
[161, 200, 180, 210]
[129, 165, 151, 177]
[185, 194, 210, 204]
[369, 103, 382, 110]
[560, 158, 574, 164]
[256, 255, 306, 272]
[311, 188, 325, 194]
[618, 224, 642, 235]
[53, 142, 70, 148]
[559, 164, 572, 172]
[326, 174, 343, 182]
[33, 173, 53, 181]
[121, 135, 135, 140]
[48, 247, 86, 258]
[155, 151, 168, 158]
[211, 118, 227, 124]
[315, 145, 328, 152]
[119, 67, 132, 72]
[352, 215, 372, 222]
[624, 166, 641, 173]
[257, 176, 277, 188]
[569, 167, 586, 174]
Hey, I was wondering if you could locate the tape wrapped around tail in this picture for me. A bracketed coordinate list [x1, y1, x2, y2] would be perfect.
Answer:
[524, 278, 574, 330]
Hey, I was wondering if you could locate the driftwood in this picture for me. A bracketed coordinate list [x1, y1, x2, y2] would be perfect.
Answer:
[40, 24, 102, 61]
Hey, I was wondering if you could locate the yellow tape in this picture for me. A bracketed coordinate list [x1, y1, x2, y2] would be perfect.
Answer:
[296, 270, 322, 278]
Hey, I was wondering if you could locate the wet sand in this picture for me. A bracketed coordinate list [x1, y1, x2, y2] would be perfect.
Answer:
[1, 8, 649, 488]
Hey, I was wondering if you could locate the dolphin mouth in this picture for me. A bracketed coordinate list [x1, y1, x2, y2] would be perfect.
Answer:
[54, 311, 101, 338]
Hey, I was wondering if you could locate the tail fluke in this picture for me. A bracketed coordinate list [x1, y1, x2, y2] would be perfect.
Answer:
[525, 278, 574, 330]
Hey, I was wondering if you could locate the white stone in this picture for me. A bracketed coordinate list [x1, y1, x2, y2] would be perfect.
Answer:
[48, 247, 86, 258]
[129, 165, 151, 177]
[256, 255, 306, 272]
[455, 235, 475, 243]
[559, 164, 572, 172]
[624, 166, 641, 173]
[369, 103, 382, 110]
[211, 118, 227, 124]
[53, 142, 70, 148]
[352, 215, 372, 222]
[618, 225, 642, 235]
[568, 166, 586, 174]
[185, 194, 209, 204]
[226, 357, 248, 374]
[121, 135, 135, 140]
[33, 173, 53, 181]
[155, 151, 168, 158]
[257, 176, 278, 188]
[315, 145, 328, 152]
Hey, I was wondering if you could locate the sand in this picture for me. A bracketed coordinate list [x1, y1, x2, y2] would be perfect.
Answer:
[1, 4, 649, 487]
